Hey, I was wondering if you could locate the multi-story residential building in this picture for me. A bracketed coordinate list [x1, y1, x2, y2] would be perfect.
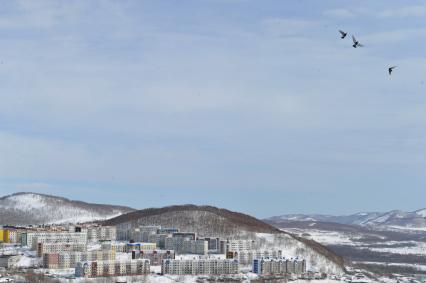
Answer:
[147, 233, 169, 249]
[161, 259, 239, 275]
[43, 250, 116, 269]
[171, 233, 196, 240]
[227, 250, 283, 265]
[252, 257, 307, 276]
[131, 250, 175, 265]
[101, 241, 127, 253]
[7, 230, 19, 243]
[226, 239, 257, 253]
[0, 228, 22, 243]
[22, 232, 87, 248]
[37, 242, 87, 257]
[164, 237, 208, 255]
[202, 237, 226, 254]
[117, 226, 178, 242]
[43, 253, 60, 269]
[75, 259, 150, 278]
[121, 226, 161, 242]
[32, 233, 87, 250]
[126, 242, 157, 252]
[86, 226, 116, 242]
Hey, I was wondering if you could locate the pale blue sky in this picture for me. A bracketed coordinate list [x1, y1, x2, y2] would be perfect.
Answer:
[1, 1, 426, 217]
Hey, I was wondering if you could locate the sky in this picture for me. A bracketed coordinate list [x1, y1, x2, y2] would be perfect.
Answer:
[1, 0, 426, 218]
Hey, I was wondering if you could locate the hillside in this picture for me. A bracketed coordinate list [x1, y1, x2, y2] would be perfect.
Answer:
[266, 208, 426, 230]
[104, 205, 345, 274]
[0, 192, 135, 225]
[104, 204, 281, 235]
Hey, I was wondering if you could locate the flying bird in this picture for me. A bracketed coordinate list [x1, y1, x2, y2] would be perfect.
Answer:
[339, 30, 347, 39]
[352, 35, 363, 48]
[388, 66, 397, 75]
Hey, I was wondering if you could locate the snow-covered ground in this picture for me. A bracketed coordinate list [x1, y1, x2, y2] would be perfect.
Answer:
[368, 241, 426, 255]
[389, 226, 426, 232]
[353, 261, 426, 272]
[283, 228, 361, 246]
[282, 227, 426, 256]
[278, 224, 426, 281]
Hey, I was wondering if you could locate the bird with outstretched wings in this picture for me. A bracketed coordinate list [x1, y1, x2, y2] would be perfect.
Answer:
[339, 30, 347, 39]
[352, 35, 364, 48]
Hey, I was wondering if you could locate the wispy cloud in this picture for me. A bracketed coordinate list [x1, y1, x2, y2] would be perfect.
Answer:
[261, 18, 315, 37]
[323, 8, 357, 19]
[378, 5, 426, 18]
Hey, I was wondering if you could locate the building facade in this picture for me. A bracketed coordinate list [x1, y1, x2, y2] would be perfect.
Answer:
[101, 241, 127, 253]
[165, 237, 208, 255]
[126, 242, 157, 252]
[22, 231, 87, 248]
[227, 250, 283, 265]
[226, 239, 257, 253]
[253, 257, 306, 276]
[37, 242, 87, 257]
[75, 259, 150, 278]
[43, 250, 116, 269]
[86, 226, 116, 242]
[161, 259, 239, 275]
[131, 250, 175, 265]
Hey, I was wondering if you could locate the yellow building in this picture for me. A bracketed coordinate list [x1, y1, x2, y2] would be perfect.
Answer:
[3, 230, 10, 243]
[0, 229, 11, 243]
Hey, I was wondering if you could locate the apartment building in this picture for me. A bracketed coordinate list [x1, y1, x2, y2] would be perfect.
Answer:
[126, 242, 157, 252]
[0, 228, 22, 243]
[22, 231, 87, 248]
[227, 250, 283, 265]
[164, 237, 208, 255]
[118, 226, 161, 242]
[75, 259, 150, 278]
[131, 250, 175, 265]
[101, 241, 127, 253]
[146, 233, 168, 249]
[37, 242, 87, 257]
[43, 250, 116, 269]
[202, 237, 226, 254]
[226, 239, 257, 252]
[161, 258, 239, 275]
[86, 226, 116, 242]
[253, 257, 307, 276]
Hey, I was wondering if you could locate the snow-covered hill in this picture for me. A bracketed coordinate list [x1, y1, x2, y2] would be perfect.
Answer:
[267, 208, 426, 230]
[0, 192, 135, 225]
[104, 205, 345, 275]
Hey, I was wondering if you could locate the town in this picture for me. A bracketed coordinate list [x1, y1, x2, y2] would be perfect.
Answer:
[0, 224, 318, 282]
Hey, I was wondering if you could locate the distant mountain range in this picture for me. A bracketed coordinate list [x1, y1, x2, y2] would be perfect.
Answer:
[0, 192, 135, 225]
[266, 208, 426, 230]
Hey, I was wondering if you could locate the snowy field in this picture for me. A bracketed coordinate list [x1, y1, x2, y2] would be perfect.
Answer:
[278, 225, 426, 281]
[282, 227, 426, 256]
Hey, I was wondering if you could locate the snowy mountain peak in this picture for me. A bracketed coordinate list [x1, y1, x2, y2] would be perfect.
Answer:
[415, 209, 426, 217]
[5, 193, 48, 210]
[0, 192, 135, 225]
